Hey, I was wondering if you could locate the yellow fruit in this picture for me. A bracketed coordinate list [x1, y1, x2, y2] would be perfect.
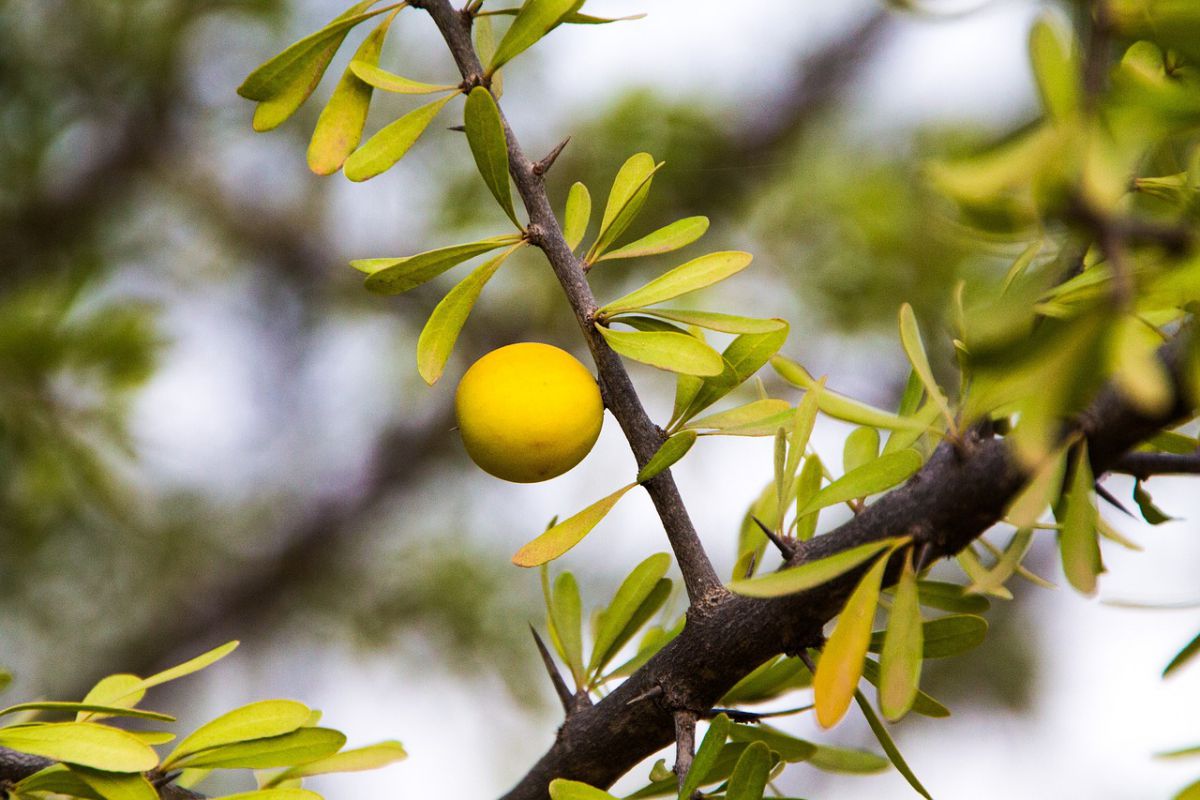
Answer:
[455, 342, 604, 483]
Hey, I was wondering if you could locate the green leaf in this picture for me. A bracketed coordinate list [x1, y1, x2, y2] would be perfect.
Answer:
[589, 553, 672, 676]
[915, 581, 990, 614]
[725, 741, 771, 800]
[77, 675, 145, 721]
[307, 12, 397, 175]
[879, 551, 923, 721]
[677, 326, 791, 422]
[0, 670, 10, 695]
[814, 553, 889, 728]
[1060, 442, 1101, 595]
[14, 765, 104, 800]
[898, 303, 954, 431]
[731, 539, 898, 599]
[797, 450, 922, 516]
[1165, 630, 1200, 678]
[728, 723, 815, 763]
[794, 455, 822, 542]
[806, 742, 888, 774]
[719, 657, 810, 707]
[0, 703, 173, 723]
[843, 427, 880, 474]
[264, 741, 407, 786]
[548, 779, 617, 800]
[596, 326, 724, 376]
[561, 11, 647, 24]
[1005, 446, 1068, 528]
[242, 2, 389, 132]
[861, 658, 950, 718]
[772, 357, 929, 431]
[1173, 778, 1200, 800]
[548, 571, 584, 685]
[128, 731, 176, 746]
[464, 87, 519, 226]
[0, 723, 159, 772]
[680, 714, 732, 800]
[1029, 11, 1080, 121]
[171, 728, 346, 770]
[359, 234, 521, 294]
[488, 0, 584, 73]
[512, 484, 636, 567]
[343, 92, 458, 181]
[636, 309, 786, 335]
[854, 690, 934, 799]
[136, 641, 240, 694]
[563, 182, 591, 251]
[216, 791, 322, 800]
[638, 430, 698, 482]
[166, 700, 312, 766]
[689, 399, 792, 433]
[870, 614, 988, 659]
[348, 61, 458, 94]
[596, 217, 709, 262]
[71, 768, 157, 800]
[600, 251, 753, 315]
[416, 243, 522, 384]
[967, 529, 1033, 596]
[587, 153, 661, 261]
[786, 387, 821, 487]
[1134, 480, 1176, 525]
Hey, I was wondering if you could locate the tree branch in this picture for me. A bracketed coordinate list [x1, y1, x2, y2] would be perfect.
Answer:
[0, 748, 203, 800]
[410, 0, 723, 606]
[1109, 451, 1200, 479]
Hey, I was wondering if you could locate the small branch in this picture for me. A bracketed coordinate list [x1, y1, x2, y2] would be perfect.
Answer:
[1109, 451, 1200, 479]
[529, 626, 577, 717]
[673, 710, 697, 796]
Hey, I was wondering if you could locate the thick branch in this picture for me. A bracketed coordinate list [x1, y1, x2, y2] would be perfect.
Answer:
[411, 0, 723, 605]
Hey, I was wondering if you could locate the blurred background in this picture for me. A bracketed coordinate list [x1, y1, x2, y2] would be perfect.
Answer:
[1, 0, 1199, 797]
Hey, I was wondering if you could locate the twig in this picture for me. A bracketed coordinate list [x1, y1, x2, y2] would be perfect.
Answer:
[673, 710, 697, 796]
[1110, 452, 1200, 479]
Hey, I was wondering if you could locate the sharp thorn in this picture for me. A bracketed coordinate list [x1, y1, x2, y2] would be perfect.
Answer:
[529, 624, 575, 715]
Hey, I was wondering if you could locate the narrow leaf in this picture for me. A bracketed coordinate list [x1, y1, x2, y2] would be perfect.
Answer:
[0, 703, 173, 723]
[550, 572, 584, 684]
[1005, 446, 1068, 528]
[348, 61, 458, 94]
[600, 251, 753, 315]
[512, 484, 636, 567]
[14, 765, 104, 800]
[171, 728, 346, 770]
[343, 92, 458, 182]
[813, 554, 889, 728]
[1029, 12, 1080, 120]
[1060, 442, 1101, 595]
[596, 326, 724, 376]
[915, 581, 990, 614]
[869, 615, 988, 659]
[589, 554, 671, 675]
[796, 450, 923, 516]
[879, 550, 922, 721]
[71, 768, 157, 800]
[77, 675, 145, 722]
[563, 182, 591, 251]
[265, 741, 407, 785]
[167, 700, 312, 765]
[854, 690, 934, 799]
[587, 153, 660, 261]
[637, 309, 786, 334]
[861, 658, 950, 718]
[596, 217, 709, 262]
[725, 741, 771, 800]
[638, 430, 698, 483]
[488, 0, 584, 72]
[680, 713, 731, 800]
[807, 742, 889, 774]
[689, 399, 792, 432]
[731, 539, 897, 599]
[465, 87, 519, 226]
[843, 427, 880, 474]
[1165, 630, 1200, 678]
[216, 790, 321, 800]
[898, 303, 954, 431]
[772, 357, 928, 431]
[0, 723, 159, 773]
[677, 326, 791, 423]
[359, 234, 520, 294]
[548, 779, 617, 800]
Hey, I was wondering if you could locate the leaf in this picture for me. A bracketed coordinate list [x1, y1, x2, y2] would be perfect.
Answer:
[587, 153, 662, 261]
[879, 550, 923, 722]
[797, 450, 923, 516]
[171, 728, 346, 770]
[861, 658, 950, 718]
[915, 581, 990, 614]
[1029, 11, 1080, 120]
[967, 529, 1033, 596]
[0, 723, 159, 772]
[549, 571, 584, 685]
[77, 675, 145, 722]
[348, 61, 458, 94]
[359, 235, 521, 294]
[596, 217, 709, 262]
[264, 741, 407, 785]
[166, 700, 312, 766]
[869, 615, 988, 659]
[1059, 442, 1101, 595]
[728, 723, 816, 763]
[488, 0, 584, 72]
[464, 87, 519, 226]
[1005, 446, 1068, 528]
[898, 303, 954, 431]
[813, 553, 889, 728]
[730, 539, 898, 599]
[128, 731, 176, 746]
[307, 12, 397, 175]
[725, 741, 771, 800]
[599, 251, 753, 315]
[216, 791, 322, 800]
[677, 326, 791, 422]
[563, 182, 591, 251]
[853, 690, 934, 799]
[794, 455, 823, 542]
[0, 703, 173, 723]
[416, 243, 522, 384]
[1165, 630, 1200, 678]
[548, 779, 618, 800]
[843, 427, 880, 474]
[512, 484, 636, 567]
[1134, 480, 1176, 525]
[596, 326, 724, 376]
[680, 714, 731, 800]
[71, 768, 157, 800]
[786, 386, 821, 487]
[343, 92, 458, 182]
[772, 357, 929, 431]
[636, 309, 786, 335]
[806, 743, 888, 774]
[638, 430, 698, 483]
[14, 765, 104, 800]
[1173, 778, 1200, 800]
[689, 399, 792, 433]
[589, 553, 672, 676]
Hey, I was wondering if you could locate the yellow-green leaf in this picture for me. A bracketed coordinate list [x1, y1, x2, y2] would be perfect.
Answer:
[166, 700, 312, 766]
[513, 484, 636, 567]
[171, 728, 346, 770]
[772, 357, 928, 431]
[898, 303, 954, 431]
[0, 723, 159, 773]
[348, 61, 458, 94]
[563, 182, 591, 251]
[879, 550, 922, 721]
[681, 713, 732, 799]
[638, 430, 698, 483]
[600, 251, 753, 315]
[797, 450, 922, 516]
[264, 741, 407, 786]
[1005, 445, 1068, 528]
[843, 427, 880, 474]
[13, 765, 103, 800]
[586, 152, 660, 262]
[853, 690, 934, 799]
[464, 87, 519, 226]
[343, 92, 458, 182]
[548, 780, 617, 800]
[674, 325, 791, 424]
[589, 553, 671, 676]
[217, 790, 322, 800]
[689, 399, 791, 433]
[725, 741, 772, 800]
[549, 572, 584, 684]
[307, 11, 398, 175]
[861, 658, 950, 718]
[596, 326, 724, 376]
[1029, 11, 1080, 120]
[0, 703, 173, 723]
[731, 539, 898, 599]
[487, 0, 584, 73]
[814, 553, 889, 728]
[1060, 442, 1101, 595]
[636, 309, 786, 335]
[77, 676, 146, 722]
[72, 768, 157, 800]
[596, 216, 709, 262]
[416, 243, 522, 385]
[359, 234, 521, 294]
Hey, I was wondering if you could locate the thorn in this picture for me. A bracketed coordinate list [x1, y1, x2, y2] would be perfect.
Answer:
[533, 136, 571, 176]
[1095, 482, 1135, 517]
[703, 705, 813, 723]
[151, 771, 182, 788]
[625, 684, 664, 707]
[447, 124, 466, 133]
[529, 625, 575, 716]
[752, 516, 795, 560]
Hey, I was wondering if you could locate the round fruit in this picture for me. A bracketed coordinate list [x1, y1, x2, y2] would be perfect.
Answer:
[455, 342, 604, 483]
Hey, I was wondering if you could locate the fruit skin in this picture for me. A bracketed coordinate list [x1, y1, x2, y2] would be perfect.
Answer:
[455, 342, 604, 483]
